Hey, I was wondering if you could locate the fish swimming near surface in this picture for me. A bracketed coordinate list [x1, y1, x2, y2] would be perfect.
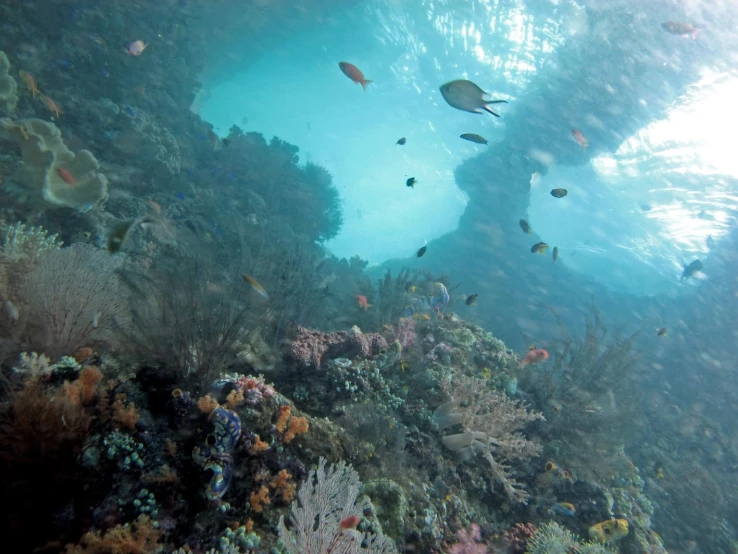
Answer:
[439, 79, 508, 116]
[355, 294, 372, 311]
[520, 348, 549, 368]
[338, 62, 372, 91]
[552, 246, 559, 263]
[465, 294, 478, 306]
[519, 219, 532, 235]
[571, 129, 588, 148]
[551, 188, 568, 198]
[416, 245, 427, 257]
[460, 133, 487, 144]
[680, 259, 702, 281]
[396, 137, 406, 145]
[661, 21, 701, 39]
[531, 242, 549, 255]
[656, 327, 668, 337]
[241, 274, 269, 299]
[126, 40, 147, 56]
[406, 177, 417, 188]
[56, 167, 76, 186]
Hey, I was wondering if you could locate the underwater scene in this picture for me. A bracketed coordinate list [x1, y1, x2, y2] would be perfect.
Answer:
[0, 0, 736, 553]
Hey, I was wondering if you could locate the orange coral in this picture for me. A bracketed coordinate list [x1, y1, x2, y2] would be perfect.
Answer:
[79, 366, 103, 404]
[270, 469, 296, 502]
[225, 388, 244, 410]
[248, 434, 269, 455]
[64, 515, 160, 553]
[112, 394, 140, 430]
[72, 347, 95, 363]
[165, 439, 178, 457]
[275, 405, 291, 433]
[197, 394, 219, 414]
[249, 485, 271, 513]
[283, 415, 309, 443]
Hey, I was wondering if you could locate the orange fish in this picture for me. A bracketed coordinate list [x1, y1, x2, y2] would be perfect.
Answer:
[18, 70, 40, 98]
[42, 96, 62, 118]
[241, 274, 269, 299]
[571, 129, 588, 148]
[355, 294, 372, 311]
[339, 62, 372, 91]
[520, 348, 549, 368]
[340, 515, 361, 530]
[56, 167, 75, 186]
[147, 198, 162, 213]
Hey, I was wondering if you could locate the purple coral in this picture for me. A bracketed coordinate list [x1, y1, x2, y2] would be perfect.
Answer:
[447, 524, 488, 554]
[385, 317, 416, 349]
[288, 326, 388, 369]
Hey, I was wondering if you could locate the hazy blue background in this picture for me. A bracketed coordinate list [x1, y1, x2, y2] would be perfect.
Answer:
[200, 0, 738, 296]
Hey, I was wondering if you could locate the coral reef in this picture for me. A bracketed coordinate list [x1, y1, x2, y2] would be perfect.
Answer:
[287, 325, 388, 369]
[0, 118, 108, 210]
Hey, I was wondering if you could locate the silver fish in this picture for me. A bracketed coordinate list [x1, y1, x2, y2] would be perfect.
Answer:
[439, 79, 508, 117]
[4, 300, 19, 324]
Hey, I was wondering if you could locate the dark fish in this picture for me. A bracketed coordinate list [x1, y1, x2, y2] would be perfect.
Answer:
[552, 246, 559, 263]
[661, 21, 700, 38]
[221, 138, 231, 147]
[466, 294, 478, 306]
[460, 133, 487, 145]
[519, 219, 532, 235]
[550, 188, 568, 198]
[396, 137, 406, 145]
[417, 245, 427, 257]
[680, 259, 702, 281]
[107, 219, 138, 253]
[531, 242, 549, 255]
[656, 327, 668, 337]
[439, 79, 508, 116]
[406, 177, 416, 188]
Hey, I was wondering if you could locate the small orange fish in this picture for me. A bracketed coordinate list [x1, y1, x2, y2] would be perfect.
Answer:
[571, 129, 588, 148]
[355, 294, 372, 311]
[338, 62, 372, 91]
[340, 515, 361, 530]
[241, 274, 269, 299]
[520, 348, 549, 368]
[42, 96, 62, 118]
[18, 70, 40, 98]
[147, 198, 162, 213]
[56, 167, 76, 186]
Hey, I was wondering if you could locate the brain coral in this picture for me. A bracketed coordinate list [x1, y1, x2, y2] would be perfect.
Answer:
[0, 118, 107, 210]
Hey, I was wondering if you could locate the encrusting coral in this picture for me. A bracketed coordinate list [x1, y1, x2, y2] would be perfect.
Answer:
[0, 118, 108, 210]
[0, 51, 18, 114]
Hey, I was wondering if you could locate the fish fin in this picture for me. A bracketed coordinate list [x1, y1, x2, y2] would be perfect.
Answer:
[485, 100, 509, 104]
[482, 106, 501, 117]
[361, 79, 373, 91]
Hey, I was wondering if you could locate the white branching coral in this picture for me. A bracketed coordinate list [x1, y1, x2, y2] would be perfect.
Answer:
[434, 375, 544, 503]
[12, 351, 51, 377]
[278, 458, 397, 554]
[1, 221, 62, 261]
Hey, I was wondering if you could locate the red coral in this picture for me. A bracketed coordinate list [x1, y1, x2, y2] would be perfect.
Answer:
[287, 326, 387, 369]
[502, 522, 538, 554]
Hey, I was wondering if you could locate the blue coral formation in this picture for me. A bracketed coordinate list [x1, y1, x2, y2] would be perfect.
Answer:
[192, 406, 242, 502]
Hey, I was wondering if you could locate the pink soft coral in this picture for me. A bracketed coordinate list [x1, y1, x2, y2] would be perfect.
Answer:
[448, 523, 488, 554]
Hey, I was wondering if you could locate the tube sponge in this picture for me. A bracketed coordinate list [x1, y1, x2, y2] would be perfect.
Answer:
[0, 51, 18, 113]
[0, 118, 107, 210]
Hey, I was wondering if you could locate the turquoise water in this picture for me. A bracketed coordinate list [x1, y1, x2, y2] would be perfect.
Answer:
[1, 0, 738, 552]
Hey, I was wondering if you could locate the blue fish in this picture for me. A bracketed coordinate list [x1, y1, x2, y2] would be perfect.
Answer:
[59, 60, 72, 68]
[123, 106, 135, 117]
[551, 503, 576, 517]
[100, 68, 110, 78]
[174, 192, 186, 201]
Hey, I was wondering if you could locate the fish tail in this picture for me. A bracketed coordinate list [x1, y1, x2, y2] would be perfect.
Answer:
[482, 105, 501, 117]
[361, 79, 373, 91]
